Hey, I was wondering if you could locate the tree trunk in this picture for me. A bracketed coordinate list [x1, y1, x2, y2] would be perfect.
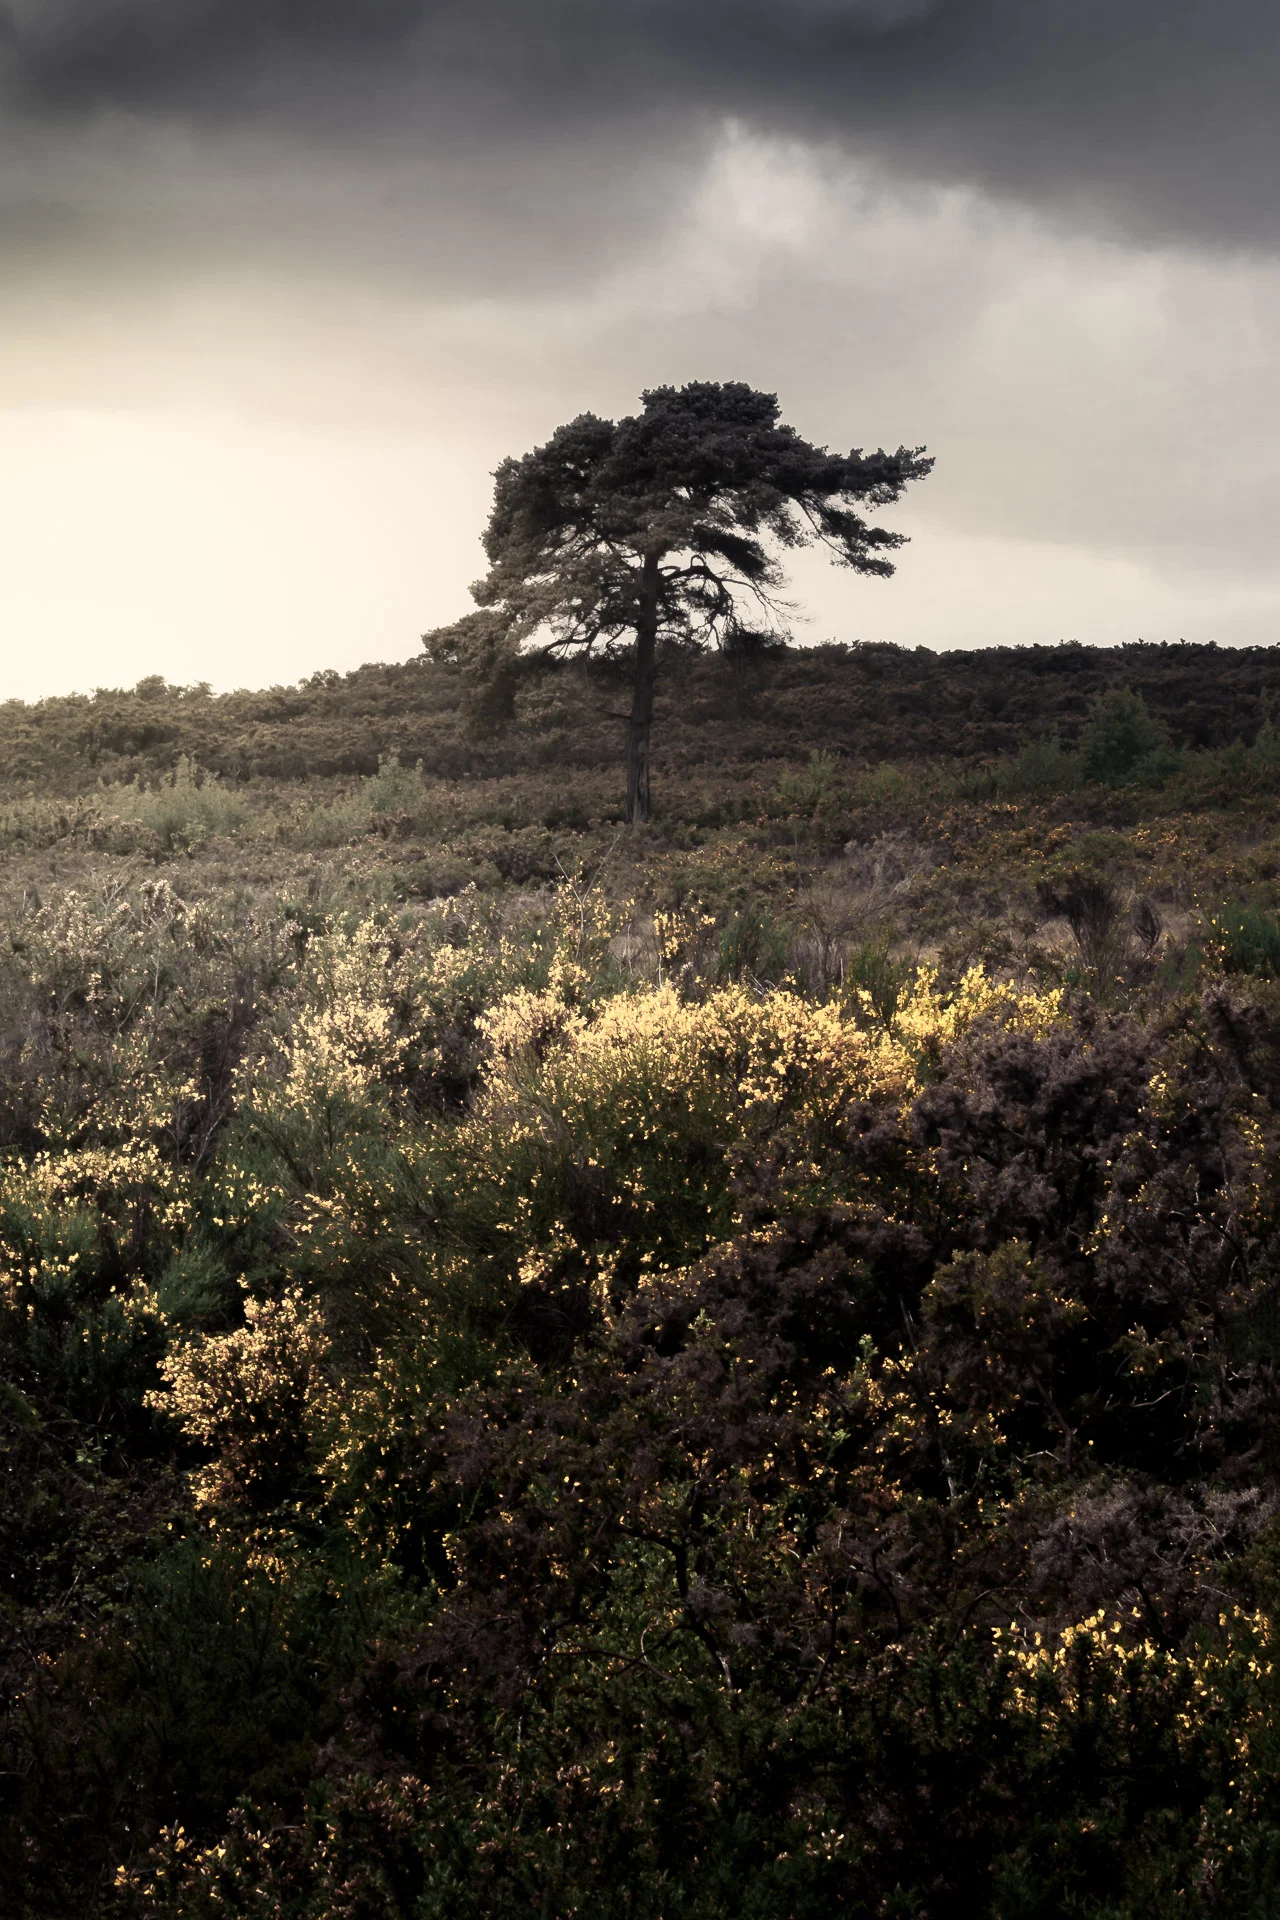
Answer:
[626, 552, 660, 825]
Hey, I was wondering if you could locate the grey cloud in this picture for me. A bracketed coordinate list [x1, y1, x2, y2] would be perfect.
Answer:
[668, 0, 1280, 248]
[0, 0, 421, 99]
[0, 0, 1274, 358]
[0, 0, 1275, 251]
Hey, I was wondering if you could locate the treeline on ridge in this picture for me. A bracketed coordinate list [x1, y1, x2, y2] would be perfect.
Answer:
[5, 639, 1280, 793]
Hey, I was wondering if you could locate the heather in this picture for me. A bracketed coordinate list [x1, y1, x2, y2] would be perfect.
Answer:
[6, 644, 1280, 1916]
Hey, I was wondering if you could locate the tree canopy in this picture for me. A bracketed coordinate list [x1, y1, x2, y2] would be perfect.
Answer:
[424, 381, 932, 820]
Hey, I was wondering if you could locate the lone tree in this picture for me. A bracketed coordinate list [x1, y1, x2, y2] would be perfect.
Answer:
[424, 381, 932, 823]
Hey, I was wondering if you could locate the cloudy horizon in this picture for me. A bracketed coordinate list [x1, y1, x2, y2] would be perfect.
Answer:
[3, 1, 1278, 701]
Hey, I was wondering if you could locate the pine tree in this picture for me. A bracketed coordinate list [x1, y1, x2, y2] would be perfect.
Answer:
[424, 381, 932, 822]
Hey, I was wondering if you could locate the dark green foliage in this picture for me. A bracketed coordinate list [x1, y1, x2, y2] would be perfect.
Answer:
[442, 383, 931, 666]
[715, 899, 788, 979]
[844, 930, 910, 1021]
[6, 1532, 400, 1916]
[1078, 688, 1179, 786]
[1213, 904, 1280, 979]
[1005, 729, 1076, 793]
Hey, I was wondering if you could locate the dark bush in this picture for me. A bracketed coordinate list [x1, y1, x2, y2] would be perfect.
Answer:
[1078, 688, 1176, 785]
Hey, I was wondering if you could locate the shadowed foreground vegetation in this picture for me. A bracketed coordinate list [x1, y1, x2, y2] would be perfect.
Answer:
[8, 643, 1280, 1915]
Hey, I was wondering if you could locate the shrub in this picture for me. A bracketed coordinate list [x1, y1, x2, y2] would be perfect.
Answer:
[1078, 689, 1176, 786]
[844, 932, 911, 1023]
[109, 757, 247, 851]
[291, 756, 435, 847]
[427, 965, 1061, 1359]
[362, 752, 428, 821]
[1212, 905, 1280, 979]
[773, 750, 843, 814]
[715, 901, 788, 981]
[10, 1530, 398, 1915]
[1004, 730, 1076, 794]
[147, 1288, 331, 1513]
[1038, 870, 1123, 968]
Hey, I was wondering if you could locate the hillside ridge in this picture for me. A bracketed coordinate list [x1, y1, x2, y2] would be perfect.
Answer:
[4, 638, 1279, 793]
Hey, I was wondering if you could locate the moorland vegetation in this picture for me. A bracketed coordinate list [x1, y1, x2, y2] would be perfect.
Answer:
[6, 640, 1280, 1915]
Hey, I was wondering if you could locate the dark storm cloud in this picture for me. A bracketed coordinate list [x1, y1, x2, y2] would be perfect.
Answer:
[0, 0, 420, 99]
[0, 0, 1277, 250]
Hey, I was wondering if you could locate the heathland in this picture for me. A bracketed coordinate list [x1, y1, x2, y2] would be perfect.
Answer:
[7, 639, 1280, 1917]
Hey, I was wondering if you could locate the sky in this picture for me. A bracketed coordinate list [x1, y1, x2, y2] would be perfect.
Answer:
[2, 0, 1279, 698]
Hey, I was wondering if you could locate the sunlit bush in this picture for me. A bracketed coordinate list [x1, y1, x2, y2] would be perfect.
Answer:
[148, 1287, 331, 1512]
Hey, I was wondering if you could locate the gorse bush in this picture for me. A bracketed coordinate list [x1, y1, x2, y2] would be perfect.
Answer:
[289, 754, 431, 848]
